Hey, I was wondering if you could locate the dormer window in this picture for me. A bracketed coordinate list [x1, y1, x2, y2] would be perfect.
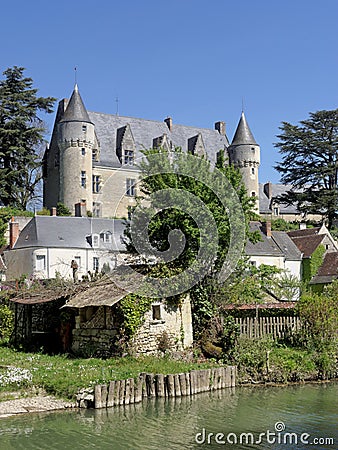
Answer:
[124, 149, 134, 165]
[100, 231, 112, 244]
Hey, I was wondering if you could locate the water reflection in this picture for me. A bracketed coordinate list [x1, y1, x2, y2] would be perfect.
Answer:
[0, 383, 336, 450]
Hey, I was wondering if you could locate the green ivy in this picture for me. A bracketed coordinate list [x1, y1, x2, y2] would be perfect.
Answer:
[0, 302, 14, 342]
[119, 294, 152, 337]
[302, 244, 325, 282]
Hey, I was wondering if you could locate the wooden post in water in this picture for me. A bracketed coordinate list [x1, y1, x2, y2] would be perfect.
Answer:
[166, 374, 175, 397]
[134, 375, 143, 403]
[113, 380, 121, 406]
[119, 379, 126, 405]
[107, 381, 115, 407]
[225, 366, 231, 387]
[155, 374, 165, 397]
[174, 374, 181, 397]
[101, 384, 108, 407]
[179, 373, 187, 396]
[146, 373, 156, 397]
[94, 384, 103, 409]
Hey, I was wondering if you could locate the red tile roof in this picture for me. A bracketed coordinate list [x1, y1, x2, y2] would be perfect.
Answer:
[289, 234, 324, 258]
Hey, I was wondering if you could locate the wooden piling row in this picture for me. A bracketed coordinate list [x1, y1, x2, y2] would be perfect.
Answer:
[93, 366, 236, 409]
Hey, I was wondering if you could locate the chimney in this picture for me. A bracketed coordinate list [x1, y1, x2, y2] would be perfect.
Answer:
[264, 182, 272, 199]
[75, 202, 87, 217]
[50, 207, 57, 216]
[215, 121, 226, 135]
[263, 220, 272, 238]
[164, 117, 173, 131]
[9, 217, 20, 248]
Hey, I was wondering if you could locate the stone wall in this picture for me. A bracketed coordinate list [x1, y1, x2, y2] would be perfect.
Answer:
[131, 296, 193, 355]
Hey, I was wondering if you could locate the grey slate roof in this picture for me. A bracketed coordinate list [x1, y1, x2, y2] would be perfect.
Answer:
[88, 111, 229, 168]
[60, 84, 92, 124]
[246, 222, 283, 256]
[231, 112, 257, 145]
[259, 183, 300, 214]
[271, 231, 302, 261]
[13, 216, 127, 251]
[246, 222, 302, 260]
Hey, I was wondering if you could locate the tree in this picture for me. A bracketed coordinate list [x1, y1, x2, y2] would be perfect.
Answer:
[0, 66, 56, 209]
[274, 109, 338, 228]
[124, 146, 256, 316]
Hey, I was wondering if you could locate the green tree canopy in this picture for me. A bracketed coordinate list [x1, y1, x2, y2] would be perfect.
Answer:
[124, 146, 256, 302]
[0, 66, 56, 209]
[274, 109, 338, 228]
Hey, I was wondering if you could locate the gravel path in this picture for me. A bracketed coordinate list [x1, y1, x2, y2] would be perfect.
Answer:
[0, 395, 76, 418]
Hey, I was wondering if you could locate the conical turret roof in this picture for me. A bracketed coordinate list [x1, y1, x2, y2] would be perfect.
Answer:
[60, 84, 92, 123]
[231, 112, 257, 145]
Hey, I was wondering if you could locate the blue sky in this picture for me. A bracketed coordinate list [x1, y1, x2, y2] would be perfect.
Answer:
[1, 0, 337, 183]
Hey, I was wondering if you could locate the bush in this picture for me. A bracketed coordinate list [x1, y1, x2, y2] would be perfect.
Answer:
[0, 303, 14, 343]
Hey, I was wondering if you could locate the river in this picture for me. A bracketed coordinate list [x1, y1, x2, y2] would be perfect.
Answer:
[0, 382, 336, 449]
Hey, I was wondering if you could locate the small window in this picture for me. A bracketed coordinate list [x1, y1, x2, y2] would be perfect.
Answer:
[36, 255, 46, 271]
[92, 149, 99, 162]
[82, 125, 87, 132]
[93, 257, 99, 272]
[81, 148, 86, 156]
[152, 305, 161, 320]
[251, 191, 256, 197]
[93, 202, 101, 218]
[251, 147, 255, 151]
[100, 232, 112, 244]
[124, 149, 134, 165]
[249, 260, 257, 267]
[273, 207, 279, 216]
[81, 171, 86, 188]
[92, 175, 101, 193]
[251, 167, 255, 175]
[126, 178, 136, 197]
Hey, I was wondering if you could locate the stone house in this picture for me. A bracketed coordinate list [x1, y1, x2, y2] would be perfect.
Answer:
[3, 214, 127, 281]
[63, 278, 194, 356]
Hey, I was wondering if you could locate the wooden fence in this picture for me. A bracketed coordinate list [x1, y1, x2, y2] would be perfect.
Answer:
[234, 316, 301, 339]
[77, 366, 236, 409]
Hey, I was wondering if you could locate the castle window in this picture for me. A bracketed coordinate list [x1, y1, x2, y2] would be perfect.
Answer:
[251, 167, 255, 175]
[81, 148, 85, 156]
[81, 171, 86, 188]
[82, 125, 87, 132]
[124, 149, 134, 165]
[251, 191, 256, 197]
[93, 202, 101, 217]
[251, 147, 255, 151]
[126, 178, 136, 197]
[92, 175, 101, 193]
[273, 207, 279, 216]
[92, 149, 99, 162]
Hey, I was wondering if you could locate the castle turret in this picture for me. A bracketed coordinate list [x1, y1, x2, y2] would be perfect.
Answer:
[228, 112, 260, 211]
[57, 84, 95, 215]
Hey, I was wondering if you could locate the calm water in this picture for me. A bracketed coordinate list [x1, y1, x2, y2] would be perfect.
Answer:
[0, 383, 336, 450]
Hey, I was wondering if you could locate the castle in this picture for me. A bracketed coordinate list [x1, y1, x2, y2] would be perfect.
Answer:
[43, 84, 261, 217]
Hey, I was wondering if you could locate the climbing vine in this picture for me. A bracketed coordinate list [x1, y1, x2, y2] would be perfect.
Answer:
[118, 294, 152, 337]
[0, 300, 14, 342]
[302, 244, 325, 282]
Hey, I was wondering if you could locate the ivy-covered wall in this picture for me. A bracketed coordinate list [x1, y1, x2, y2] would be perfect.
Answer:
[302, 244, 325, 282]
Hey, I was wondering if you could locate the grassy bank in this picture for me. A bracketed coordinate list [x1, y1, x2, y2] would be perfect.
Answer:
[0, 343, 336, 402]
[0, 346, 215, 400]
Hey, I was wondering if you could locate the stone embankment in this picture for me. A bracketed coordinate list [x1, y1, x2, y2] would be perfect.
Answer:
[0, 395, 76, 418]
[77, 366, 236, 409]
